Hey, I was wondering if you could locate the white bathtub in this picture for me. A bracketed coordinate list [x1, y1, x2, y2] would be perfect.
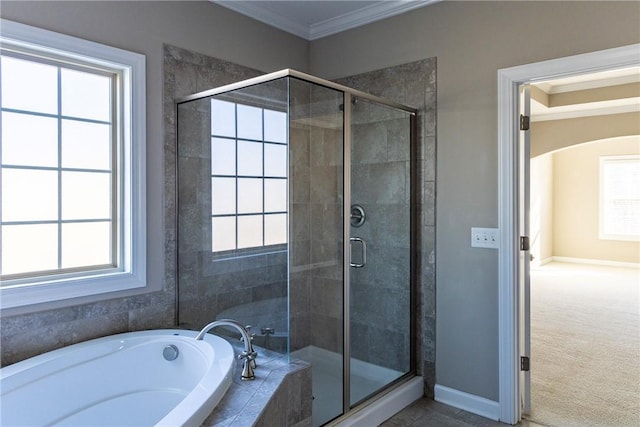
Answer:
[0, 329, 235, 427]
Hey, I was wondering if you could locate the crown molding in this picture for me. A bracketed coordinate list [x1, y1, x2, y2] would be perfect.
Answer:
[214, 1, 310, 39]
[213, 1, 438, 41]
[531, 101, 640, 122]
[309, 0, 438, 40]
[536, 69, 640, 94]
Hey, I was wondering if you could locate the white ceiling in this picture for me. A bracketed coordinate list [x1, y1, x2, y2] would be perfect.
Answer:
[212, 0, 439, 40]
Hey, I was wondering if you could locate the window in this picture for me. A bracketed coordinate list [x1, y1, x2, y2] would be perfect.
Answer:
[600, 155, 640, 241]
[0, 19, 146, 309]
[210, 99, 288, 253]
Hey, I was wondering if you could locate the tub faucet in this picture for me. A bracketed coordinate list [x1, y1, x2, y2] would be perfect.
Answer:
[195, 319, 257, 380]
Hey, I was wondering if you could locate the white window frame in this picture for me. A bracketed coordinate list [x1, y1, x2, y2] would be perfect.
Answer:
[0, 19, 146, 309]
[599, 154, 640, 242]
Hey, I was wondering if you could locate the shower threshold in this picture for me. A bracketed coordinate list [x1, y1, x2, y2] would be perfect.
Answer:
[291, 346, 417, 427]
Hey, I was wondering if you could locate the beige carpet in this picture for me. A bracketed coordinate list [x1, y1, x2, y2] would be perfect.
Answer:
[529, 262, 640, 427]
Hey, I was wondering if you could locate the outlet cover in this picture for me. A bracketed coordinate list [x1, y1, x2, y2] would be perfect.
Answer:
[471, 227, 499, 249]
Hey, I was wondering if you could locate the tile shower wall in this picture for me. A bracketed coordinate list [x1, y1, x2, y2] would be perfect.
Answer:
[289, 80, 345, 354]
[307, 89, 345, 355]
[335, 59, 437, 395]
[169, 46, 290, 351]
[349, 101, 413, 372]
[169, 48, 314, 427]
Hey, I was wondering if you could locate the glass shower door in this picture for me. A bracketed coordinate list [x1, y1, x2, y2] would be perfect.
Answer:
[287, 78, 346, 427]
[348, 97, 413, 406]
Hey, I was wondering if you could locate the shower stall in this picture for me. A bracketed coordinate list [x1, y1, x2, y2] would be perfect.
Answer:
[177, 69, 416, 426]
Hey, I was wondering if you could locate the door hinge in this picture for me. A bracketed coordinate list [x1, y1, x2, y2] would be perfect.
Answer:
[520, 114, 530, 131]
[521, 356, 530, 371]
[520, 236, 530, 251]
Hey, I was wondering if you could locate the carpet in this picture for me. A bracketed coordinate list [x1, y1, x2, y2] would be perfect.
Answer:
[529, 262, 640, 427]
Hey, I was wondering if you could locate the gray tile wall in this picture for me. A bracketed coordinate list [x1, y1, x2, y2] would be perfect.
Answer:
[0, 291, 174, 365]
[171, 47, 291, 353]
[169, 47, 312, 426]
[349, 105, 412, 372]
[305, 85, 345, 355]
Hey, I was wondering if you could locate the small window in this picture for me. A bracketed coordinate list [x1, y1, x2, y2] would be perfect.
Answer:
[0, 19, 146, 309]
[210, 99, 288, 253]
[600, 155, 640, 241]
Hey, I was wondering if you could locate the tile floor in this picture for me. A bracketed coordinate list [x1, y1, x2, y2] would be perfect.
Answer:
[380, 398, 546, 427]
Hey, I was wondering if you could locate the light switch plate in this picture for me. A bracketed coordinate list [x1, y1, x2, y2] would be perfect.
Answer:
[471, 227, 499, 249]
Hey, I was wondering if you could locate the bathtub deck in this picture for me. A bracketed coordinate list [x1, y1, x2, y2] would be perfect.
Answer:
[202, 338, 312, 427]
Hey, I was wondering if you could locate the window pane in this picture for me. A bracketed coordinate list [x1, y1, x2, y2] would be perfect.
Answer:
[602, 157, 640, 238]
[237, 215, 263, 249]
[61, 68, 111, 122]
[1, 56, 57, 114]
[212, 177, 236, 215]
[61, 172, 111, 220]
[237, 104, 262, 140]
[265, 213, 287, 246]
[1, 112, 58, 167]
[264, 110, 287, 143]
[1, 224, 58, 275]
[62, 120, 111, 170]
[211, 137, 235, 175]
[212, 216, 236, 252]
[1, 168, 58, 221]
[604, 160, 640, 199]
[237, 178, 262, 213]
[264, 143, 287, 177]
[604, 200, 640, 236]
[264, 178, 287, 212]
[237, 140, 262, 176]
[61, 221, 111, 268]
[211, 99, 236, 137]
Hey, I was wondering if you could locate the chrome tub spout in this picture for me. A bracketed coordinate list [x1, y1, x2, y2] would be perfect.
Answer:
[195, 319, 257, 380]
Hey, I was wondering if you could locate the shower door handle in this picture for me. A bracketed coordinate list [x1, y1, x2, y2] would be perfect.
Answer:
[349, 237, 367, 268]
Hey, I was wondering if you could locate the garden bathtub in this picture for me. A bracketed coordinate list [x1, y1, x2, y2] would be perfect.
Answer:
[0, 329, 234, 426]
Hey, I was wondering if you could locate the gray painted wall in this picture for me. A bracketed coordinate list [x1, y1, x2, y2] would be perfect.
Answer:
[309, 1, 640, 401]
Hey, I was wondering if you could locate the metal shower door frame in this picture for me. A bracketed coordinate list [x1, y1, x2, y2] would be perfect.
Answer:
[341, 91, 419, 420]
[178, 69, 418, 423]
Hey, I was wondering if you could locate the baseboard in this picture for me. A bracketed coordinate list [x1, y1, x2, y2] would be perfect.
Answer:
[434, 384, 500, 421]
[551, 256, 640, 269]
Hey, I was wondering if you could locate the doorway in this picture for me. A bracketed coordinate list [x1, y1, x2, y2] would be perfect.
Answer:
[528, 106, 640, 425]
[527, 71, 640, 426]
[496, 44, 640, 425]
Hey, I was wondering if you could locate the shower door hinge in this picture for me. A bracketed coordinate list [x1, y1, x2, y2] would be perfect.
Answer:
[520, 236, 530, 251]
[521, 356, 530, 371]
[520, 114, 530, 131]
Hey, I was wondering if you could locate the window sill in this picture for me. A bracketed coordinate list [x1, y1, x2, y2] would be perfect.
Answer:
[0, 268, 148, 315]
